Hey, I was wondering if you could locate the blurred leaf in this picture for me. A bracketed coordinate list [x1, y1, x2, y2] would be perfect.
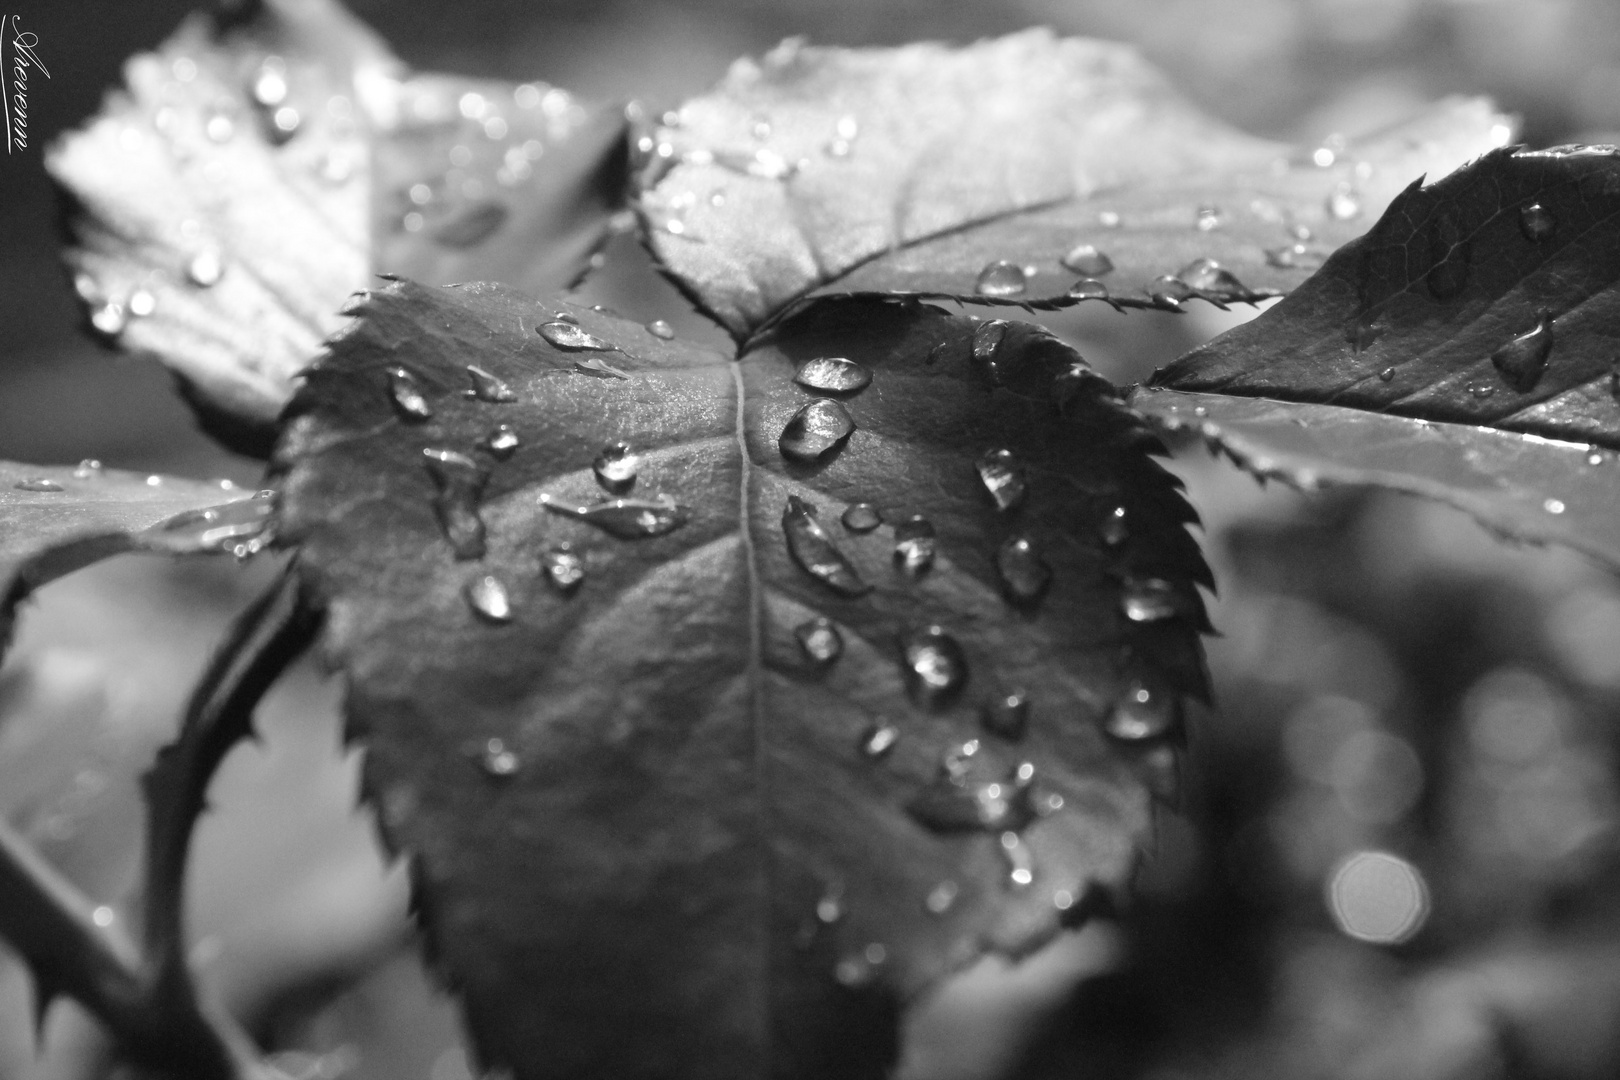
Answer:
[272, 281, 1208, 1079]
[49, 0, 628, 453]
[638, 29, 1508, 338]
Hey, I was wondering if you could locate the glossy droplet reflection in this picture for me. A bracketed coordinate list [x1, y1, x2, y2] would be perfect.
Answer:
[1060, 244, 1113, 276]
[539, 320, 614, 351]
[464, 575, 514, 623]
[13, 478, 64, 492]
[645, 319, 676, 340]
[841, 503, 881, 532]
[1105, 679, 1177, 742]
[999, 831, 1035, 888]
[901, 625, 967, 708]
[1520, 203, 1556, 242]
[592, 443, 639, 493]
[925, 881, 959, 915]
[482, 424, 520, 459]
[996, 536, 1051, 603]
[1490, 310, 1554, 393]
[424, 449, 489, 559]
[542, 542, 584, 592]
[795, 617, 843, 666]
[782, 495, 871, 596]
[892, 515, 936, 574]
[974, 260, 1027, 297]
[861, 722, 899, 759]
[480, 738, 520, 778]
[1121, 578, 1185, 623]
[1100, 506, 1128, 546]
[794, 357, 871, 394]
[971, 320, 1014, 383]
[143, 495, 276, 556]
[539, 492, 687, 538]
[187, 250, 224, 287]
[816, 886, 844, 925]
[1148, 275, 1192, 311]
[1067, 278, 1110, 301]
[981, 691, 1030, 740]
[387, 367, 433, 421]
[780, 399, 856, 462]
[1177, 257, 1247, 298]
[976, 449, 1027, 512]
[465, 365, 516, 402]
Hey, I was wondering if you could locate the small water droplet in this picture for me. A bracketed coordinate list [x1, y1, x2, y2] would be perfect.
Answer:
[1060, 244, 1113, 276]
[481, 424, 520, 459]
[795, 617, 843, 666]
[1100, 505, 1128, 546]
[1378, 367, 1396, 382]
[816, 886, 844, 925]
[841, 502, 881, 532]
[1105, 679, 1177, 741]
[187, 249, 224, 287]
[1545, 498, 1566, 515]
[205, 110, 234, 142]
[271, 106, 301, 138]
[542, 542, 585, 592]
[1194, 205, 1223, 231]
[433, 202, 508, 249]
[538, 320, 614, 351]
[861, 722, 899, 759]
[423, 449, 489, 559]
[465, 365, 517, 402]
[480, 737, 520, 777]
[464, 575, 514, 623]
[1067, 277, 1110, 301]
[1097, 210, 1121, 228]
[251, 59, 288, 107]
[981, 691, 1029, 740]
[387, 367, 433, 421]
[645, 319, 676, 340]
[779, 399, 856, 462]
[925, 881, 959, 915]
[540, 492, 687, 539]
[1490, 309, 1554, 393]
[999, 831, 1035, 888]
[975, 449, 1027, 512]
[782, 495, 871, 596]
[996, 536, 1051, 603]
[1326, 186, 1361, 220]
[1587, 449, 1605, 467]
[901, 625, 966, 707]
[14, 478, 64, 492]
[893, 515, 936, 575]
[974, 260, 1028, 297]
[794, 356, 872, 394]
[592, 442, 640, 493]
[1148, 275, 1192, 311]
[1121, 577, 1185, 622]
[72, 459, 102, 479]
[89, 300, 127, 336]
[1520, 203, 1556, 242]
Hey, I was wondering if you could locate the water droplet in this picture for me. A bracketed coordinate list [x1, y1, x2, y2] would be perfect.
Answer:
[1194, 205, 1223, 231]
[779, 399, 856, 462]
[465, 365, 516, 402]
[72, 459, 102, 479]
[892, 515, 936, 575]
[999, 831, 1035, 888]
[251, 59, 288, 107]
[796, 617, 843, 666]
[271, 106, 300, 138]
[971, 319, 1020, 384]
[433, 202, 508, 249]
[539, 320, 614, 351]
[1177, 257, 1247, 298]
[1060, 244, 1113, 276]
[1120, 578, 1185, 622]
[1427, 205, 1470, 299]
[794, 356, 871, 394]
[925, 881, 959, 915]
[782, 495, 871, 596]
[1100, 505, 1128, 546]
[1378, 367, 1396, 382]
[1346, 319, 1387, 353]
[204, 110, 234, 142]
[816, 886, 844, 925]
[1326, 186, 1361, 220]
[387, 367, 433, 421]
[89, 300, 127, 336]
[834, 954, 874, 988]
[901, 625, 966, 707]
[645, 319, 675, 340]
[1490, 310, 1554, 393]
[1265, 243, 1326, 270]
[861, 722, 899, 759]
[981, 691, 1029, 740]
[909, 761, 1035, 833]
[1105, 679, 1177, 741]
[482, 424, 520, 459]
[592, 443, 640, 493]
[1545, 498, 1566, 515]
[542, 542, 585, 592]
[1148, 275, 1192, 311]
[423, 449, 489, 559]
[748, 147, 795, 180]
[1470, 383, 1496, 399]
[465, 575, 513, 623]
[540, 492, 687, 539]
[13, 478, 63, 492]
[975, 449, 1027, 512]
[143, 497, 275, 555]
[480, 737, 520, 777]
[841, 503, 881, 532]
[1067, 277, 1110, 301]
[572, 357, 632, 380]
[1520, 203, 1556, 242]
[1097, 210, 1121, 228]
[187, 249, 224, 287]
[996, 536, 1051, 603]
[974, 260, 1028, 297]
[824, 137, 853, 158]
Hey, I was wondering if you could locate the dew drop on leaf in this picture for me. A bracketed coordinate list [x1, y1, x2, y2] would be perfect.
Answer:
[795, 617, 843, 666]
[1490, 310, 1555, 393]
[1105, 679, 1177, 742]
[1470, 382, 1496, 399]
[465, 364, 517, 402]
[1148, 275, 1192, 311]
[1177, 257, 1247, 298]
[481, 424, 520, 459]
[1194, 205, 1222, 231]
[1100, 505, 1128, 546]
[592, 442, 640, 493]
[1097, 210, 1121, 228]
[1544, 498, 1567, 515]
[538, 320, 614, 351]
[1378, 367, 1396, 382]
[645, 319, 676, 340]
[271, 106, 301, 140]
[860, 722, 899, 759]
[975, 448, 1027, 512]
[464, 574, 514, 623]
[782, 495, 870, 596]
[572, 357, 632, 380]
[1520, 202, 1556, 242]
[144, 497, 275, 555]
[816, 886, 844, 925]
[541, 542, 584, 593]
[1060, 244, 1113, 276]
[908, 767, 1033, 834]
[1326, 187, 1361, 221]
[480, 737, 520, 777]
[892, 515, 936, 575]
[974, 260, 1028, 297]
[999, 831, 1035, 888]
[901, 625, 967, 707]
[925, 880, 959, 915]
[72, 459, 102, 479]
[981, 691, 1030, 741]
[539, 493, 687, 539]
[89, 300, 128, 337]
[1120, 577, 1184, 623]
[13, 478, 64, 492]
[840, 502, 881, 532]
[423, 448, 489, 559]
[779, 399, 856, 462]
[793, 356, 872, 394]
[187, 249, 224, 287]
[971, 319, 1017, 384]
[387, 366, 434, 421]
[996, 536, 1051, 603]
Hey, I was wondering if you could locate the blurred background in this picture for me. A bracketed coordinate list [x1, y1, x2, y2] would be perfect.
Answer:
[5, 1, 1620, 1078]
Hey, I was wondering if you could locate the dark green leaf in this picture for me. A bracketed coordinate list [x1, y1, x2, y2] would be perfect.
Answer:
[272, 281, 1209, 1079]
[638, 30, 1508, 338]
[49, 0, 627, 447]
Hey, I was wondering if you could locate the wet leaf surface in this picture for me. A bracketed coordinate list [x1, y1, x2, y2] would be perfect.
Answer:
[639, 30, 1508, 337]
[49, 0, 627, 450]
[272, 281, 1210, 1079]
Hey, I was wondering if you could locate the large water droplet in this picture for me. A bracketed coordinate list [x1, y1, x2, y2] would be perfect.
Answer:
[592, 442, 640, 493]
[645, 319, 676, 340]
[796, 617, 843, 666]
[1067, 278, 1110, 301]
[482, 424, 520, 459]
[143, 496, 275, 555]
[540, 493, 687, 538]
[1177, 257, 1247, 299]
[480, 737, 520, 777]
[782, 495, 871, 596]
[794, 357, 871, 394]
[433, 202, 508, 249]
[861, 722, 899, 759]
[1120, 577, 1185, 622]
[465, 365, 516, 402]
[841, 502, 881, 532]
[13, 478, 64, 492]
[1060, 244, 1113, 276]
[925, 881, 959, 915]
[542, 542, 585, 592]
[779, 399, 856, 462]
[388, 366, 433, 421]
[539, 320, 614, 351]
[423, 449, 489, 559]
[901, 625, 966, 707]
[892, 515, 936, 574]
[1520, 203, 1556, 242]
[981, 691, 1029, 740]
[996, 536, 1051, 603]
[1490, 310, 1554, 393]
[974, 260, 1028, 297]
[187, 249, 224, 287]
[465, 574, 514, 623]
[976, 449, 1027, 512]
[1105, 679, 1177, 742]
[1378, 366, 1396, 382]
[999, 831, 1035, 888]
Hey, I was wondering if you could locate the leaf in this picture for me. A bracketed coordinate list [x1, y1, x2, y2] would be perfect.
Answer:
[49, 0, 628, 451]
[0, 461, 268, 652]
[271, 281, 1210, 1079]
[638, 29, 1510, 338]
